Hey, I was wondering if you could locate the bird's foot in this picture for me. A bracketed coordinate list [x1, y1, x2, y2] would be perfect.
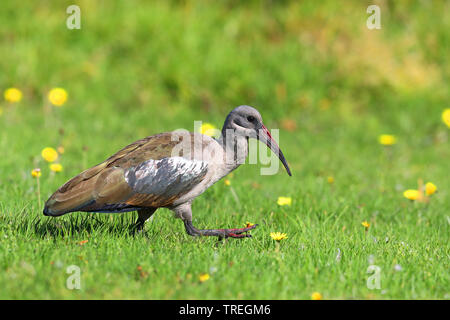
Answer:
[129, 221, 146, 236]
[219, 225, 259, 239]
[184, 220, 258, 239]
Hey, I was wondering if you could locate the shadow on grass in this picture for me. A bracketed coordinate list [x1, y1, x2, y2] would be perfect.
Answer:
[0, 210, 143, 239]
[36, 216, 139, 238]
[2, 209, 187, 242]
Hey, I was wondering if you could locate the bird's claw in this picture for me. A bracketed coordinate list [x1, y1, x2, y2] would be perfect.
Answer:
[219, 224, 258, 239]
[184, 220, 258, 240]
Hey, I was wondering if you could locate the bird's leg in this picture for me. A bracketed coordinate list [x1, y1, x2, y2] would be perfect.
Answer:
[173, 203, 257, 239]
[183, 219, 258, 239]
[133, 208, 156, 232]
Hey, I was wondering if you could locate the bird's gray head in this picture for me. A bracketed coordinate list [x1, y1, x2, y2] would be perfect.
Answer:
[222, 105, 292, 176]
[223, 105, 264, 139]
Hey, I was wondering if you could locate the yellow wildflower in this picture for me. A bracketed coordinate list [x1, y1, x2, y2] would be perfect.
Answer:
[48, 88, 68, 106]
[245, 222, 255, 228]
[49, 163, 63, 172]
[378, 134, 396, 146]
[41, 147, 58, 162]
[4, 88, 22, 103]
[362, 221, 370, 229]
[199, 123, 218, 137]
[31, 168, 42, 178]
[327, 176, 334, 184]
[425, 182, 437, 196]
[224, 179, 231, 186]
[277, 196, 292, 206]
[403, 189, 420, 201]
[199, 273, 210, 282]
[270, 232, 288, 241]
[311, 292, 323, 300]
[442, 109, 450, 128]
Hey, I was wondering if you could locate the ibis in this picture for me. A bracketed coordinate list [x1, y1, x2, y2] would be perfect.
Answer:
[43, 105, 291, 239]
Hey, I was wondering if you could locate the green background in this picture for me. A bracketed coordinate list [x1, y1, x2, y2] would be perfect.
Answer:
[0, 0, 448, 299]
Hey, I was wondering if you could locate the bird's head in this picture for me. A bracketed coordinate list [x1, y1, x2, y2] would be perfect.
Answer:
[224, 105, 292, 176]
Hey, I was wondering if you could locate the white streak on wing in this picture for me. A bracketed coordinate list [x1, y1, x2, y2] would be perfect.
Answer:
[124, 157, 208, 197]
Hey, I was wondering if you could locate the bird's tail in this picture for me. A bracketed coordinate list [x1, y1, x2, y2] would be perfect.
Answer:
[43, 178, 98, 216]
[42, 164, 108, 216]
[43, 165, 133, 216]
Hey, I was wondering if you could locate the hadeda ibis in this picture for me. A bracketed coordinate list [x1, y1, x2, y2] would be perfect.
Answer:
[43, 105, 291, 239]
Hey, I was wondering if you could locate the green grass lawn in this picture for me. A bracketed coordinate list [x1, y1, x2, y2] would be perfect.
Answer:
[0, 1, 449, 299]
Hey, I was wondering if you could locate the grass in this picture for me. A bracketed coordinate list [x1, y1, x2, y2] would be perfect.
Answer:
[0, 0, 449, 299]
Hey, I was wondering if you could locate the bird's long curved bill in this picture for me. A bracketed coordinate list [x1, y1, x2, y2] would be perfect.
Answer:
[258, 125, 292, 176]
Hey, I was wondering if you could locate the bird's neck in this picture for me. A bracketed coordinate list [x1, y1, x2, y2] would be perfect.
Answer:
[217, 129, 249, 172]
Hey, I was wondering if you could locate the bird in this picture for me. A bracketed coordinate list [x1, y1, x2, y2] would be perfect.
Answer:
[43, 105, 291, 239]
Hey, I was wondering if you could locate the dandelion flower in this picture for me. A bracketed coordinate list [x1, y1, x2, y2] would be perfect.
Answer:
[403, 189, 420, 201]
[425, 182, 437, 196]
[199, 123, 218, 137]
[41, 147, 58, 162]
[199, 273, 210, 282]
[442, 109, 450, 128]
[327, 176, 334, 184]
[31, 168, 42, 208]
[48, 88, 68, 106]
[4, 88, 22, 103]
[311, 292, 323, 300]
[362, 221, 370, 229]
[224, 179, 231, 186]
[50, 163, 63, 172]
[31, 168, 42, 178]
[378, 134, 396, 146]
[270, 232, 288, 241]
[277, 196, 292, 206]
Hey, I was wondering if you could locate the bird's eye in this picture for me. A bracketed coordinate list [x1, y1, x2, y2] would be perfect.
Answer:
[247, 116, 255, 122]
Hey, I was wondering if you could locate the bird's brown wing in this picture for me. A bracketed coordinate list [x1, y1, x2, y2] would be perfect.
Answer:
[44, 132, 208, 216]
